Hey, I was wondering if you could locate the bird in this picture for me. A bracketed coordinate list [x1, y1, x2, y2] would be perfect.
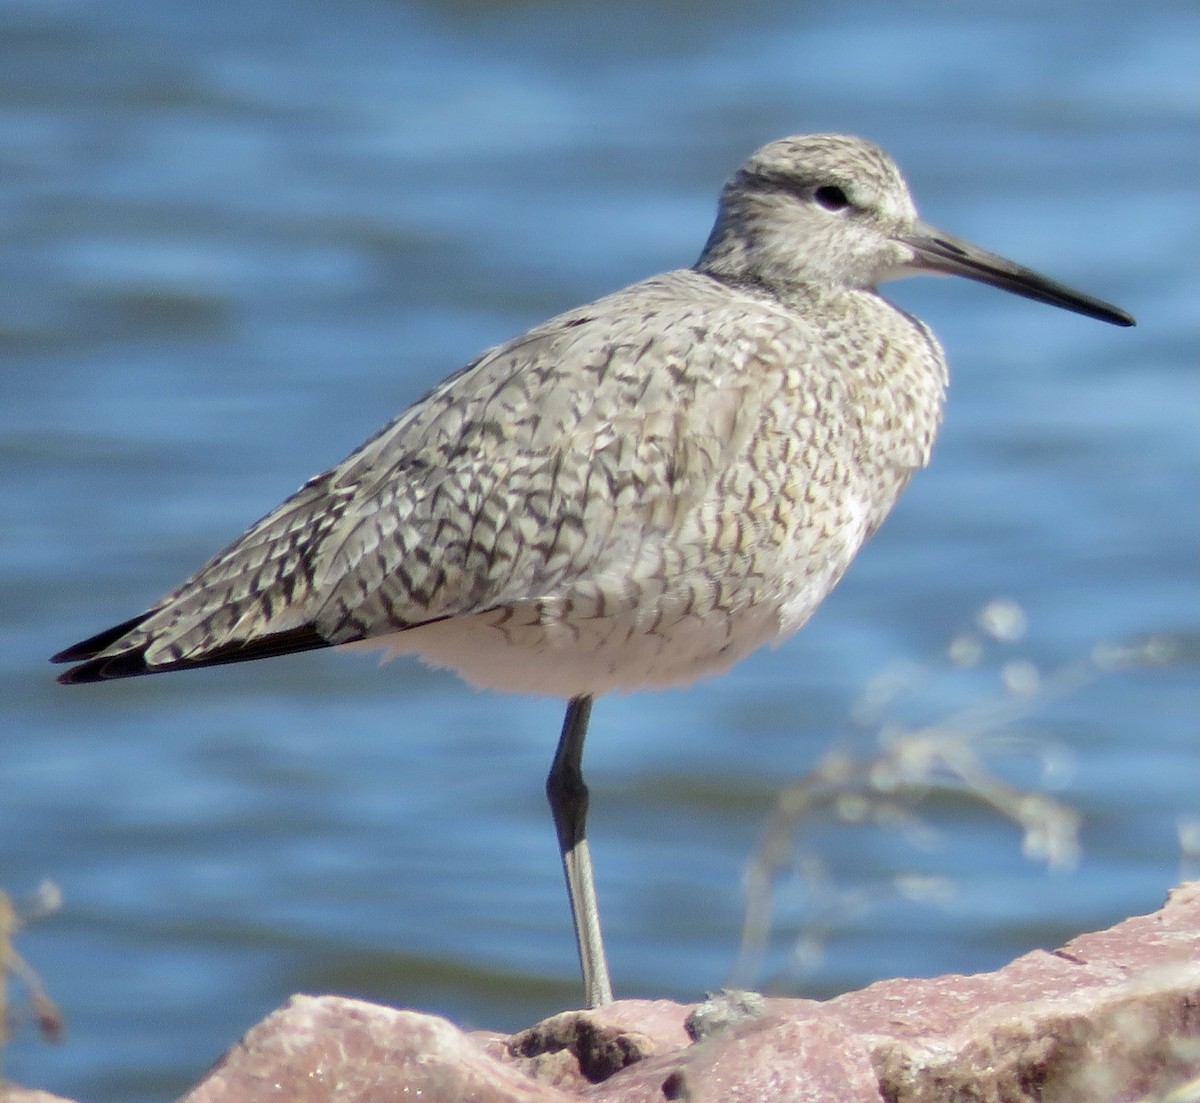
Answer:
[53, 133, 1134, 1009]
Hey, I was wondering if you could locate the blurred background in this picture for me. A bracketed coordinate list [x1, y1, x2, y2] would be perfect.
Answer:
[1, 0, 1196, 1099]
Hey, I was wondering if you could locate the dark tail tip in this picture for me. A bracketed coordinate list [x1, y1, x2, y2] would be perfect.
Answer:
[53, 622, 333, 683]
[56, 649, 154, 684]
[53, 615, 154, 682]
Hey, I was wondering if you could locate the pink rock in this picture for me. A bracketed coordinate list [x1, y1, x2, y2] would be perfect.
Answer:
[497, 999, 692, 1089]
[173, 882, 1199, 1103]
[179, 995, 573, 1103]
[9, 884, 1200, 1103]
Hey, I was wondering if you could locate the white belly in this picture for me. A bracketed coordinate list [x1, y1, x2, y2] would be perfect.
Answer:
[343, 492, 875, 699]
[343, 599, 782, 698]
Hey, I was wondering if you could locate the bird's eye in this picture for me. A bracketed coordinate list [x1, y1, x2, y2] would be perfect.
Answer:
[813, 185, 851, 212]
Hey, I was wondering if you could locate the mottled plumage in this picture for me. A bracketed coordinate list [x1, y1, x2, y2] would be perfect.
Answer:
[54, 134, 1134, 1007]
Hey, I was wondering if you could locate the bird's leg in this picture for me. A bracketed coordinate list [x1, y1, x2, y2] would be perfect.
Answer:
[546, 694, 613, 1008]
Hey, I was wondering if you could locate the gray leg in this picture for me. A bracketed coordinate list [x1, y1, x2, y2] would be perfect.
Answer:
[546, 694, 613, 1007]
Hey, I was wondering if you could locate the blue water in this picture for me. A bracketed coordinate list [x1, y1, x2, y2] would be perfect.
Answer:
[2, 1, 1197, 1099]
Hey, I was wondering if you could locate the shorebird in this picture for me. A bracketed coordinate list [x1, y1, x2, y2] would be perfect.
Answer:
[53, 134, 1134, 1008]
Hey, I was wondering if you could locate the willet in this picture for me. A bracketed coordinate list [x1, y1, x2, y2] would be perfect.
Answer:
[53, 134, 1134, 1008]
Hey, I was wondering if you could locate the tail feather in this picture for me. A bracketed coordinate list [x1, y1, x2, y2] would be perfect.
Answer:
[51, 614, 153, 665]
[53, 623, 332, 684]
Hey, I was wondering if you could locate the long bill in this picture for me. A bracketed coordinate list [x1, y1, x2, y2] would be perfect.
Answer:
[900, 222, 1136, 327]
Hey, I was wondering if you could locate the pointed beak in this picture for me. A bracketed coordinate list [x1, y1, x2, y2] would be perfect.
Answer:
[900, 222, 1135, 327]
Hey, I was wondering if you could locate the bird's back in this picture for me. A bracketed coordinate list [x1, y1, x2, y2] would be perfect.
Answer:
[56, 265, 945, 694]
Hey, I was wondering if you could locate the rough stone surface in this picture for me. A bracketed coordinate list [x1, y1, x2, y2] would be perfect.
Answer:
[178, 995, 568, 1103]
[497, 999, 692, 1090]
[5, 884, 1199, 1103]
[172, 881, 1199, 1103]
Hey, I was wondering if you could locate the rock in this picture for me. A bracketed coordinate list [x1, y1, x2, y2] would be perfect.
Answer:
[174, 881, 1199, 1103]
[500, 999, 692, 1089]
[684, 988, 768, 1041]
[178, 996, 571, 1103]
[8, 883, 1200, 1103]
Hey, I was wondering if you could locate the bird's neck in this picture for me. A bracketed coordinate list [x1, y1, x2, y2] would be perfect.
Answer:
[695, 259, 850, 316]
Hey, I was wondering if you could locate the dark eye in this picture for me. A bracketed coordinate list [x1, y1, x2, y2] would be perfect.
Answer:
[813, 185, 851, 211]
